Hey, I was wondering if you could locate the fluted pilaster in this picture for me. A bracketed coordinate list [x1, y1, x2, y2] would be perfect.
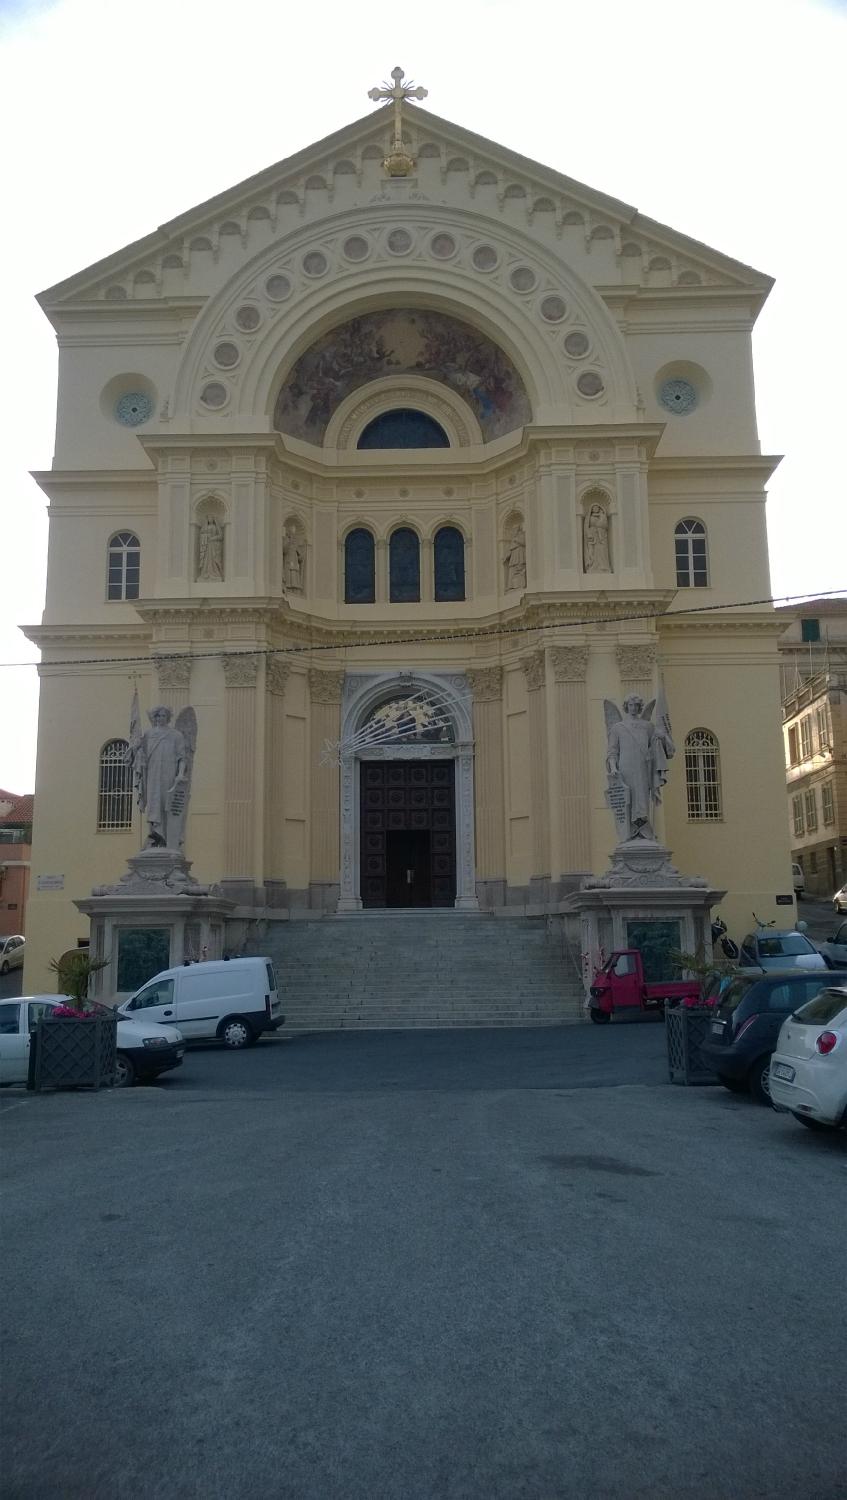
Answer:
[467, 666, 505, 882]
[549, 645, 591, 876]
[309, 669, 345, 886]
[222, 653, 260, 879]
[521, 650, 550, 881]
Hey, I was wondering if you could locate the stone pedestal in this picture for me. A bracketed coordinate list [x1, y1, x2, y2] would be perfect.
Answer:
[569, 839, 725, 1000]
[75, 849, 235, 999]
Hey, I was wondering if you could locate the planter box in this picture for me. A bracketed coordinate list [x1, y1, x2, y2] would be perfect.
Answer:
[28, 1015, 117, 1092]
[666, 1006, 716, 1086]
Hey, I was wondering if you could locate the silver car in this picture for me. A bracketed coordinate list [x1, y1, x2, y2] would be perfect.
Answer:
[738, 929, 826, 972]
[0, 935, 25, 975]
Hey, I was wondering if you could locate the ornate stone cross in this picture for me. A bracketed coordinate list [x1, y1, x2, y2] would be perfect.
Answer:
[367, 66, 428, 177]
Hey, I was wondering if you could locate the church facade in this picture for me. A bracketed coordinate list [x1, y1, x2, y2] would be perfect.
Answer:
[23, 75, 792, 988]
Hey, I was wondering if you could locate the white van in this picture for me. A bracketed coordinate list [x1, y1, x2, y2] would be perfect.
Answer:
[117, 957, 284, 1049]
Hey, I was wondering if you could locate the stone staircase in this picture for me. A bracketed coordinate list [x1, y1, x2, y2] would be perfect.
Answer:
[247, 911, 585, 1030]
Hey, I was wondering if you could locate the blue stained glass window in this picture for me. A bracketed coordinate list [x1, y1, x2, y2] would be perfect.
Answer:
[434, 526, 465, 601]
[344, 528, 375, 603]
[389, 528, 420, 602]
[358, 409, 449, 449]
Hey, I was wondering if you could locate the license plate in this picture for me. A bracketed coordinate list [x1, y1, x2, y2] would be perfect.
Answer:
[772, 1062, 795, 1082]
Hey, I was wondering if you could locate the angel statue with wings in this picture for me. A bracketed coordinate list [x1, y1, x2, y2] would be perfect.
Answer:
[603, 687, 675, 843]
[129, 693, 197, 850]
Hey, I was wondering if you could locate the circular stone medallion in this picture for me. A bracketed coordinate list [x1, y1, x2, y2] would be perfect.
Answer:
[577, 371, 604, 398]
[343, 235, 370, 261]
[265, 274, 292, 301]
[387, 228, 413, 255]
[114, 391, 153, 426]
[213, 341, 240, 369]
[430, 232, 457, 259]
[564, 330, 590, 358]
[200, 382, 228, 409]
[509, 265, 537, 292]
[540, 295, 567, 323]
[659, 377, 697, 414]
[472, 244, 498, 272]
[235, 304, 261, 331]
[302, 250, 328, 277]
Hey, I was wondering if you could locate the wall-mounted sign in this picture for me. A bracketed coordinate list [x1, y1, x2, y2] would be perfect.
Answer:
[775, 894, 794, 906]
[36, 874, 65, 892]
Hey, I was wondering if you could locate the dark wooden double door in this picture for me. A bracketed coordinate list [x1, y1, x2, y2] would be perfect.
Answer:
[360, 760, 456, 908]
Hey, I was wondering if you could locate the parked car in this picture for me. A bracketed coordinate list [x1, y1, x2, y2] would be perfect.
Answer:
[792, 862, 805, 899]
[0, 935, 25, 975]
[0, 996, 184, 1087]
[117, 957, 284, 1049]
[738, 928, 826, 972]
[819, 920, 847, 970]
[769, 987, 847, 1131]
[833, 884, 847, 915]
[699, 970, 830, 1104]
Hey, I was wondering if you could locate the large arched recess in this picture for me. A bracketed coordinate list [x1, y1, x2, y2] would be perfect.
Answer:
[171, 205, 640, 429]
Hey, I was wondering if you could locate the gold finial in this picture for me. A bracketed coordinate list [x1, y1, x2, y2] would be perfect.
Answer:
[367, 65, 428, 177]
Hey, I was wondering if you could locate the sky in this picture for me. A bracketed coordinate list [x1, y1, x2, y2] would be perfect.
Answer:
[1, 0, 845, 794]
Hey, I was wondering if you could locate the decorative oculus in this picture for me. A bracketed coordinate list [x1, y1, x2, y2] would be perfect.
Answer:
[430, 233, 456, 259]
[343, 235, 370, 261]
[540, 295, 567, 323]
[235, 304, 261, 331]
[509, 266, 537, 292]
[213, 341, 240, 369]
[114, 392, 153, 426]
[472, 245, 498, 271]
[387, 228, 413, 254]
[200, 382, 228, 409]
[577, 371, 604, 398]
[265, 274, 292, 301]
[659, 377, 697, 413]
[564, 330, 590, 358]
[302, 251, 328, 276]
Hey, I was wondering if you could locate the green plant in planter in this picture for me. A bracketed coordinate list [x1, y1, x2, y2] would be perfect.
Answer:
[48, 949, 110, 1010]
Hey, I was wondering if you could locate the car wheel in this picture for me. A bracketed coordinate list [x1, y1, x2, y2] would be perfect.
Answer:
[219, 1017, 255, 1049]
[717, 1074, 746, 1093]
[792, 1113, 837, 1132]
[113, 1052, 135, 1088]
[748, 1055, 773, 1106]
[589, 1007, 610, 1025]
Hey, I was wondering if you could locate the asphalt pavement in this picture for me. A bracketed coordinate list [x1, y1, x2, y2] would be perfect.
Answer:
[1, 1023, 844, 1500]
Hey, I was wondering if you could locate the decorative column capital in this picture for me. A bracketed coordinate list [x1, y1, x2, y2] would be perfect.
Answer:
[154, 655, 192, 689]
[266, 659, 290, 697]
[466, 665, 503, 702]
[549, 646, 589, 683]
[521, 650, 546, 692]
[222, 652, 260, 687]
[616, 642, 657, 680]
[309, 668, 345, 705]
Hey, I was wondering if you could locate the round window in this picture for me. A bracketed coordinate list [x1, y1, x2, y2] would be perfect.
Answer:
[659, 377, 697, 414]
[114, 391, 153, 427]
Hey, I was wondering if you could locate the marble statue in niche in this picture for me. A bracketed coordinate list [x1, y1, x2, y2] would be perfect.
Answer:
[283, 526, 306, 592]
[504, 520, 527, 591]
[583, 502, 611, 573]
[197, 515, 224, 581]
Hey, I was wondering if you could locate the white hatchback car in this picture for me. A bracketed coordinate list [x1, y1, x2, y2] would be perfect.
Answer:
[0, 935, 25, 975]
[769, 986, 847, 1132]
[0, 996, 185, 1088]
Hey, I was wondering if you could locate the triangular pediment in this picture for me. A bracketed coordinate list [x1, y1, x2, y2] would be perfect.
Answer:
[38, 105, 772, 312]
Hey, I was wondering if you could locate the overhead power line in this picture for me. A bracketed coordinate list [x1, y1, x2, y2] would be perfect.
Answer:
[2, 586, 845, 672]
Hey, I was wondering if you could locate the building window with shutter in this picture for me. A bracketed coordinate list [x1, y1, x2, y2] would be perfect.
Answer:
[800, 617, 820, 642]
[792, 795, 804, 838]
[804, 789, 817, 832]
[821, 783, 834, 826]
[787, 725, 799, 765]
[799, 717, 812, 760]
[816, 705, 830, 748]
[97, 740, 133, 830]
[684, 729, 722, 821]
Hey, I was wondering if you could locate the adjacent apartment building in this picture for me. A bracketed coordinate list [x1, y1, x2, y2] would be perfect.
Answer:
[779, 601, 847, 899]
[0, 793, 33, 938]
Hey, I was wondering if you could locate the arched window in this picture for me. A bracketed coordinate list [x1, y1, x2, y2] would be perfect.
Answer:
[434, 526, 465, 601]
[674, 519, 708, 588]
[358, 409, 449, 449]
[344, 528, 375, 603]
[107, 532, 141, 600]
[389, 528, 420, 602]
[685, 729, 722, 821]
[97, 739, 133, 830]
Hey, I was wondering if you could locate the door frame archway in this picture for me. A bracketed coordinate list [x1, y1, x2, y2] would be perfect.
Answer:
[337, 670, 478, 911]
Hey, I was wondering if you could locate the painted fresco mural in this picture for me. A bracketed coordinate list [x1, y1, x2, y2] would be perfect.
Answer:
[273, 310, 532, 443]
